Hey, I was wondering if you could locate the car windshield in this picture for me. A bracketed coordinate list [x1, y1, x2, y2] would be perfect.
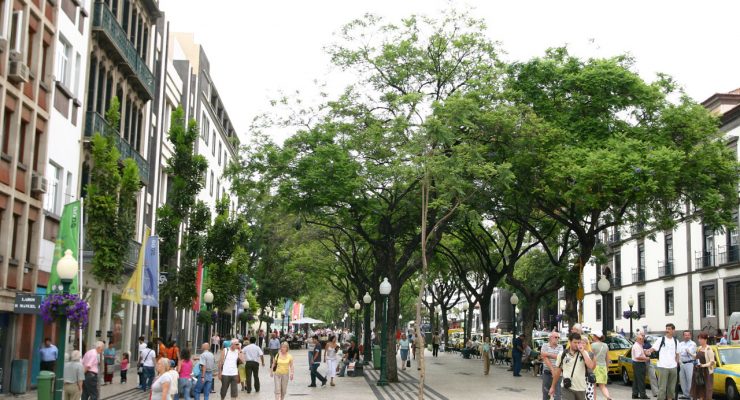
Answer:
[604, 335, 632, 350]
[719, 348, 740, 365]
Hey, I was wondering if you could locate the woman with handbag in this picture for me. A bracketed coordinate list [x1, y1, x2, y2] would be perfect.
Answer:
[218, 341, 244, 400]
[690, 332, 715, 400]
[270, 342, 294, 400]
[397, 334, 410, 371]
[103, 342, 116, 385]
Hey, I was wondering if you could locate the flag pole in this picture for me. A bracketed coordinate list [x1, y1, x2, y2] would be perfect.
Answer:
[78, 197, 84, 352]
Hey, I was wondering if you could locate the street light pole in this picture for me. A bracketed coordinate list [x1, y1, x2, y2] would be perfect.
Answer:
[377, 278, 392, 386]
[510, 293, 519, 354]
[628, 296, 635, 340]
[354, 301, 361, 341]
[363, 292, 372, 364]
[204, 289, 214, 343]
[597, 274, 611, 333]
[54, 249, 79, 400]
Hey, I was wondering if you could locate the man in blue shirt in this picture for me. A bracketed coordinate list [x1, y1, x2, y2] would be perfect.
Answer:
[512, 334, 524, 377]
[39, 338, 58, 372]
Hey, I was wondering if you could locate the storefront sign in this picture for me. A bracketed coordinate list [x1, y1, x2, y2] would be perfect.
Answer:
[13, 293, 42, 314]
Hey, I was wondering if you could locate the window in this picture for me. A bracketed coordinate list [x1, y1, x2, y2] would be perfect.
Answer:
[18, 121, 27, 164]
[637, 292, 645, 317]
[595, 300, 602, 321]
[614, 251, 622, 285]
[56, 36, 73, 87]
[209, 171, 213, 196]
[218, 142, 222, 165]
[9, 10, 23, 53]
[665, 288, 674, 315]
[201, 112, 209, 142]
[703, 224, 715, 267]
[65, 171, 73, 203]
[45, 163, 61, 214]
[727, 281, 740, 314]
[216, 180, 220, 201]
[637, 243, 645, 281]
[665, 233, 673, 265]
[615, 296, 622, 320]
[1, 107, 11, 155]
[211, 132, 216, 155]
[702, 284, 716, 317]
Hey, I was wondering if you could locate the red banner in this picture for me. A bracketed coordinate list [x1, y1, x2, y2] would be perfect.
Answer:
[193, 258, 203, 311]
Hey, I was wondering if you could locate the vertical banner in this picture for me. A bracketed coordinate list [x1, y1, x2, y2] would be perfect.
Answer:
[48, 201, 81, 293]
[121, 228, 150, 303]
[193, 258, 204, 312]
[141, 235, 159, 307]
[291, 302, 301, 321]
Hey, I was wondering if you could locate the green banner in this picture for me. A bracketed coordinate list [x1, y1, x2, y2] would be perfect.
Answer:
[48, 201, 81, 293]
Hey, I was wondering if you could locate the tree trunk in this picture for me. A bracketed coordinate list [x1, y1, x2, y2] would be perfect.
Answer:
[442, 310, 450, 348]
[521, 301, 538, 348]
[480, 297, 491, 341]
[466, 308, 474, 341]
[385, 286, 400, 382]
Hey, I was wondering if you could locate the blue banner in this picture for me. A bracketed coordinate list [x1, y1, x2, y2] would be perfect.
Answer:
[142, 235, 159, 307]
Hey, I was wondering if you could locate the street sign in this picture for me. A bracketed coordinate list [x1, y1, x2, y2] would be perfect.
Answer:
[13, 293, 42, 314]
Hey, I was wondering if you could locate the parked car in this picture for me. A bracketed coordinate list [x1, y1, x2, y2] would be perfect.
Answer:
[711, 344, 740, 399]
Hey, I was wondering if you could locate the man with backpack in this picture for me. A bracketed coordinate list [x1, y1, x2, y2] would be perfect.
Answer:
[647, 323, 680, 400]
[548, 332, 596, 400]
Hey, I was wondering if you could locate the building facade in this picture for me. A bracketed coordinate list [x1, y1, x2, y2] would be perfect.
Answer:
[0, 0, 60, 392]
[582, 89, 740, 336]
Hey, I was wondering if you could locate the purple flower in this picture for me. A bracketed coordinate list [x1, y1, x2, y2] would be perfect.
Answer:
[40, 293, 90, 328]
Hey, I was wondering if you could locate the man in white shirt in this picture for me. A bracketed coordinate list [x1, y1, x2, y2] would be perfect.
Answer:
[136, 336, 148, 390]
[647, 323, 679, 400]
[242, 337, 264, 394]
[267, 333, 281, 366]
[677, 330, 696, 399]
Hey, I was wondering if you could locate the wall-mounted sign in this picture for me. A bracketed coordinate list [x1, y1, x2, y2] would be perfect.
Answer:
[13, 293, 42, 314]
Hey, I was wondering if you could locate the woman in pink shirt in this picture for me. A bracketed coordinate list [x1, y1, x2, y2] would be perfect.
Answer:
[176, 348, 193, 400]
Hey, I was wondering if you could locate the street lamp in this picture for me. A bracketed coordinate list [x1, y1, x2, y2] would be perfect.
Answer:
[597, 274, 611, 333]
[363, 292, 372, 364]
[377, 277, 392, 386]
[54, 250, 78, 400]
[628, 296, 635, 340]
[354, 301, 361, 339]
[204, 289, 214, 342]
[510, 293, 519, 336]
[241, 298, 249, 334]
[462, 302, 470, 341]
[559, 299, 566, 332]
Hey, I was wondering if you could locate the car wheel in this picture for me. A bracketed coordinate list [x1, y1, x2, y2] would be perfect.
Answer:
[622, 367, 631, 386]
[728, 380, 739, 400]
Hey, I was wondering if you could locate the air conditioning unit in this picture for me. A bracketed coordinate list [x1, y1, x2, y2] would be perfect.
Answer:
[9, 49, 21, 61]
[8, 60, 29, 83]
[31, 173, 47, 194]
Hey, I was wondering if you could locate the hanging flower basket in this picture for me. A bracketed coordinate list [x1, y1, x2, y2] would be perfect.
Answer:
[555, 314, 563, 322]
[623, 310, 640, 320]
[40, 293, 90, 328]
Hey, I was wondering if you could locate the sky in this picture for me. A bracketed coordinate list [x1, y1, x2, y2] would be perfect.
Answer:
[159, 0, 740, 144]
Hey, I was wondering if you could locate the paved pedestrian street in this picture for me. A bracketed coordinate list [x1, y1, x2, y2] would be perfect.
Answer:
[35, 348, 642, 400]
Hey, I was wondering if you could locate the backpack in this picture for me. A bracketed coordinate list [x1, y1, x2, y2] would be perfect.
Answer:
[653, 337, 678, 360]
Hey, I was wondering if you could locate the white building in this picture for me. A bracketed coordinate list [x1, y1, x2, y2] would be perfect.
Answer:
[582, 89, 740, 336]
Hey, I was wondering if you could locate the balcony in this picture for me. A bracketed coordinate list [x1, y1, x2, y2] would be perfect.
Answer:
[85, 111, 149, 184]
[83, 239, 142, 274]
[695, 250, 716, 270]
[610, 275, 621, 289]
[718, 245, 739, 265]
[632, 269, 645, 284]
[91, 2, 155, 99]
[607, 232, 622, 244]
[658, 260, 674, 278]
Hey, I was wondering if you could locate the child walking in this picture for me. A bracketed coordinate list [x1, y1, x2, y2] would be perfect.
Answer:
[120, 352, 129, 384]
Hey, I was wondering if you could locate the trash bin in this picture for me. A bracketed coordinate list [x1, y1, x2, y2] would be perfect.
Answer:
[37, 371, 55, 400]
[10, 359, 28, 394]
[372, 345, 381, 370]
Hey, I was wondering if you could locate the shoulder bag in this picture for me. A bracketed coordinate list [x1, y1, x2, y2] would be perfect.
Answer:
[272, 353, 279, 372]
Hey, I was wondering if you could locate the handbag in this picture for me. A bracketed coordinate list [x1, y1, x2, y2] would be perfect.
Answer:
[695, 367, 706, 386]
[406, 359, 411, 368]
[273, 354, 279, 372]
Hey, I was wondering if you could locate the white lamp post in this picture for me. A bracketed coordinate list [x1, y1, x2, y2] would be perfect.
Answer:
[54, 249, 78, 400]
[597, 274, 611, 333]
[377, 278, 392, 386]
[628, 296, 636, 339]
[362, 292, 372, 363]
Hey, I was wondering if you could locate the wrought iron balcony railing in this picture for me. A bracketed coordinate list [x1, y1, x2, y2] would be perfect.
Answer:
[85, 111, 149, 184]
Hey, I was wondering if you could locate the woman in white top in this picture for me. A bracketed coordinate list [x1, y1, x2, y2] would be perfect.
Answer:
[219, 340, 245, 400]
[151, 358, 173, 400]
[324, 335, 339, 386]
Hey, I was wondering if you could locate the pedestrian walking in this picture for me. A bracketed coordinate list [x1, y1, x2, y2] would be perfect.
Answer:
[218, 340, 244, 400]
[397, 333, 410, 371]
[590, 331, 612, 400]
[513, 334, 525, 377]
[689, 332, 715, 400]
[432, 333, 440, 357]
[81, 341, 104, 400]
[647, 323, 679, 400]
[268, 333, 281, 366]
[549, 332, 596, 400]
[176, 348, 193, 400]
[140, 343, 156, 391]
[137, 336, 147, 388]
[193, 343, 216, 400]
[39, 338, 58, 373]
[242, 336, 265, 393]
[541, 331, 563, 400]
[631, 333, 650, 399]
[324, 335, 339, 386]
[120, 353, 129, 384]
[677, 330, 696, 399]
[308, 335, 327, 387]
[151, 358, 174, 400]
[211, 334, 220, 354]
[167, 341, 180, 366]
[103, 342, 116, 385]
[480, 337, 492, 375]
[63, 350, 84, 400]
[270, 342, 294, 400]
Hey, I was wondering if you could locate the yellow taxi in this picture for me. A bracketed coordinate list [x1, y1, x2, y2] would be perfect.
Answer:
[617, 345, 652, 386]
[710, 344, 740, 399]
[589, 334, 633, 376]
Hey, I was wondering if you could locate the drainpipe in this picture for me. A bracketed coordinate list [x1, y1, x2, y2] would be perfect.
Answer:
[686, 203, 694, 332]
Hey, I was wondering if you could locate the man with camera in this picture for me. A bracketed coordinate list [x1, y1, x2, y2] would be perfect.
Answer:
[646, 323, 680, 400]
[549, 332, 596, 400]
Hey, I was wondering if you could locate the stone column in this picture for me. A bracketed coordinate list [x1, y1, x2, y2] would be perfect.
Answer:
[86, 288, 101, 349]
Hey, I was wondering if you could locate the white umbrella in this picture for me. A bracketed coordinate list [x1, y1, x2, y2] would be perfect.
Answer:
[292, 317, 325, 324]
